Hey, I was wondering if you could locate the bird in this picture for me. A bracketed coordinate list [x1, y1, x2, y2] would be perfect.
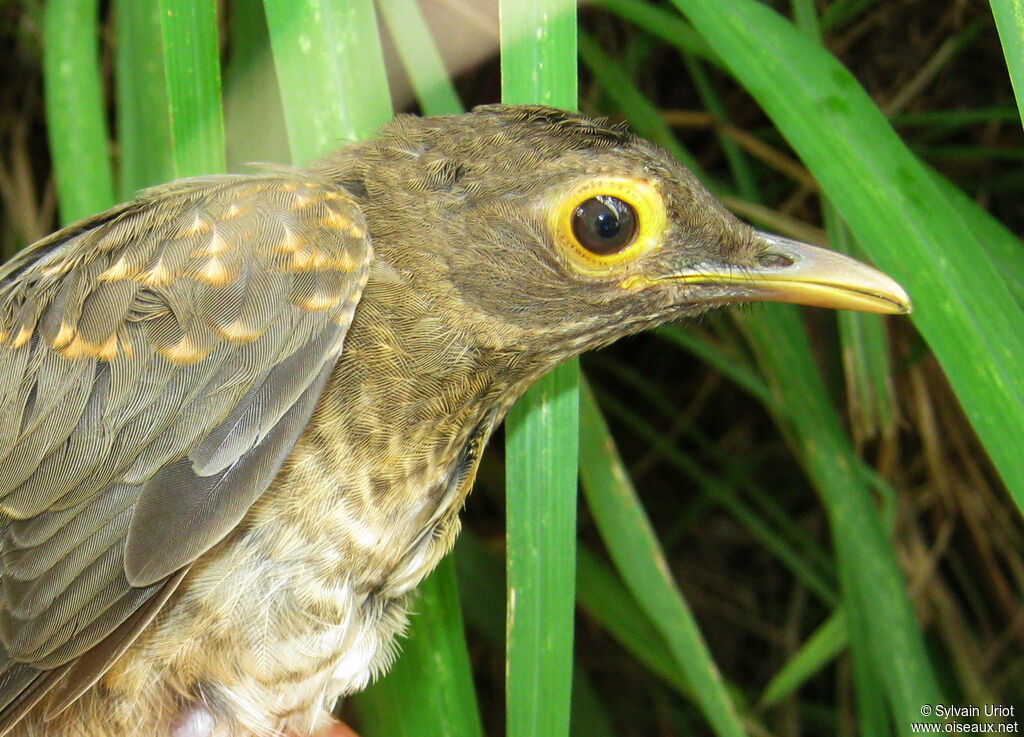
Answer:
[0, 105, 910, 737]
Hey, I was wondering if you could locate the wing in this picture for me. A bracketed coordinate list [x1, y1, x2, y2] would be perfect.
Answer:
[0, 172, 371, 721]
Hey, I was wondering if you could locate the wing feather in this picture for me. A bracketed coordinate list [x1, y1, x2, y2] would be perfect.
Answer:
[0, 172, 371, 722]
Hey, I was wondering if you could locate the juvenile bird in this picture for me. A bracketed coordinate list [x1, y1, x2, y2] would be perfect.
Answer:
[0, 105, 909, 737]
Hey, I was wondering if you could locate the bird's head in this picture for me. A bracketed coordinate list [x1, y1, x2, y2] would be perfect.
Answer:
[318, 105, 909, 360]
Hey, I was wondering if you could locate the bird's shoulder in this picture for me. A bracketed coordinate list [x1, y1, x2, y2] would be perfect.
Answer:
[0, 172, 371, 349]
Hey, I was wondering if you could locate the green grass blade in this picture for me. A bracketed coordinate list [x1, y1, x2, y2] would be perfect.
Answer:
[158, 0, 225, 177]
[262, 0, 391, 165]
[42, 0, 115, 222]
[500, 2, 578, 737]
[579, 381, 747, 737]
[576, 547, 690, 695]
[114, 0, 173, 195]
[378, 0, 463, 116]
[668, 0, 1024, 519]
[825, 208, 898, 445]
[504, 363, 579, 737]
[499, 0, 577, 106]
[759, 607, 847, 707]
[742, 305, 942, 727]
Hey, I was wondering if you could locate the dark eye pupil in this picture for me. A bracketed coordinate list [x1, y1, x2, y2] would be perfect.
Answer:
[571, 196, 638, 255]
[594, 212, 619, 239]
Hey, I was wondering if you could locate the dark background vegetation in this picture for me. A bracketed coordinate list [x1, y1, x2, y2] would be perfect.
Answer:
[0, 0, 1021, 735]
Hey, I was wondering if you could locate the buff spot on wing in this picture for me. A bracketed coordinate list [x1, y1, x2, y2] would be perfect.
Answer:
[11, 325, 32, 348]
[217, 320, 262, 343]
[277, 226, 302, 254]
[287, 249, 339, 272]
[97, 333, 118, 362]
[141, 259, 172, 287]
[320, 208, 351, 230]
[223, 203, 246, 220]
[182, 213, 211, 237]
[202, 231, 231, 256]
[158, 335, 210, 364]
[196, 257, 231, 286]
[292, 193, 317, 209]
[59, 335, 91, 359]
[100, 256, 134, 282]
[299, 291, 343, 312]
[338, 218, 365, 238]
[51, 322, 76, 350]
[336, 251, 359, 273]
[120, 333, 134, 359]
[58, 333, 118, 361]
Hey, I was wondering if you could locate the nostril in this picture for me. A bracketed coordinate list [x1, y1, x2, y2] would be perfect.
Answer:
[757, 251, 795, 269]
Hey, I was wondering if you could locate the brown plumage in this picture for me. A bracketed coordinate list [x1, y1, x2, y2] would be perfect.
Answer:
[0, 106, 910, 736]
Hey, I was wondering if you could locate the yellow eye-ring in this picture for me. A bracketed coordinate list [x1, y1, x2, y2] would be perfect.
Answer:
[550, 176, 667, 276]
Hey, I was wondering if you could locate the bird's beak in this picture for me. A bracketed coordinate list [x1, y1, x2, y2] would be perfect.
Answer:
[657, 232, 912, 315]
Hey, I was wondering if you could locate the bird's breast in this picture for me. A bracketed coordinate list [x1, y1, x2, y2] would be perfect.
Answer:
[100, 420, 474, 736]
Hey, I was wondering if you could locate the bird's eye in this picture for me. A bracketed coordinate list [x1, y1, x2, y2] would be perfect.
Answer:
[550, 176, 667, 277]
[571, 196, 638, 255]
